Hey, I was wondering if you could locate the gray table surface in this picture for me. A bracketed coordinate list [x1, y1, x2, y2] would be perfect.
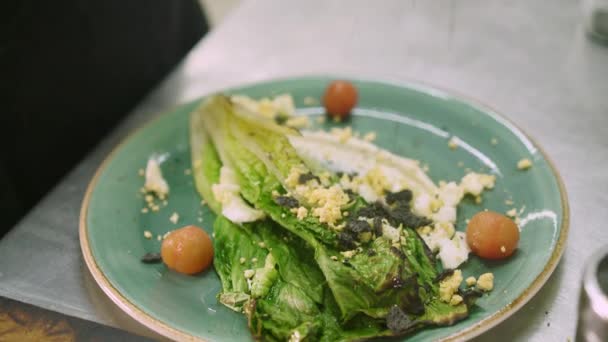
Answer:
[1, 0, 606, 341]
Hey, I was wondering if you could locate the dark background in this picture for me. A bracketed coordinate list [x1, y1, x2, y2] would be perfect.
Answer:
[0, 1, 208, 236]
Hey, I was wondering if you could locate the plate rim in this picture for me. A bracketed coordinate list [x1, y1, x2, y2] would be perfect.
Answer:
[79, 75, 570, 342]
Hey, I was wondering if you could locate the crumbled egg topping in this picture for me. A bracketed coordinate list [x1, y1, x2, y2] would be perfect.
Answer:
[382, 219, 403, 243]
[417, 220, 470, 270]
[364, 166, 390, 196]
[303, 96, 318, 105]
[477, 273, 494, 291]
[448, 137, 458, 150]
[340, 250, 357, 258]
[439, 270, 463, 303]
[309, 186, 350, 225]
[318, 171, 332, 187]
[460, 173, 496, 197]
[244, 269, 255, 279]
[363, 131, 377, 142]
[330, 126, 353, 143]
[517, 158, 533, 170]
[417, 222, 455, 252]
[230, 94, 311, 129]
[285, 116, 310, 129]
[465, 276, 477, 287]
[289, 330, 302, 342]
[450, 294, 463, 306]
[169, 212, 179, 224]
[285, 166, 350, 226]
[437, 232, 470, 270]
[296, 207, 308, 220]
[231, 94, 296, 119]
[285, 165, 309, 188]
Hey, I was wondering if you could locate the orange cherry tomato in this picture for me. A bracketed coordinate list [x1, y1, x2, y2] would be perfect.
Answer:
[466, 211, 519, 260]
[161, 225, 213, 275]
[323, 80, 358, 119]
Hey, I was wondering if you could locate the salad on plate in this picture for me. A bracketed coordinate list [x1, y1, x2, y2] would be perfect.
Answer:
[142, 81, 522, 341]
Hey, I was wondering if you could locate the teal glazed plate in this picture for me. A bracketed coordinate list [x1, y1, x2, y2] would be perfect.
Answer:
[80, 77, 569, 341]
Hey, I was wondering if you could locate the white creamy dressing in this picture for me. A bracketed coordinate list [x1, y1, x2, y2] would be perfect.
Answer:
[289, 130, 438, 200]
[144, 158, 170, 197]
[211, 166, 266, 223]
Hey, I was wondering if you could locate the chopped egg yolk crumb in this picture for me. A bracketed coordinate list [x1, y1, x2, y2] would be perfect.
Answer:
[450, 294, 463, 306]
[169, 212, 179, 224]
[143, 230, 152, 239]
[286, 165, 350, 226]
[330, 126, 353, 143]
[285, 165, 309, 188]
[303, 96, 318, 105]
[460, 173, 496, 196]
[517, 158, 533, 170]
[340, 250, 357, 258]
[231, 94, 296, 119]
[364, 166, 390, 196]
[296, 207, 308, 220]
[439, 270, 463, 302]
[477, 273, 494, 291]
[363, 131, 377, 142]
[448, 137, 458, 150]
[309, 191, 348, 225]
[465, 276, 477, 287]
[290, 207, 309, 220]
[285, 116, 310, 129]
[244, 269, 255, 279]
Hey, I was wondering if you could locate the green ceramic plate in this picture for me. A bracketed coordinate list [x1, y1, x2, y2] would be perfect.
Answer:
[80, 77, 568, 341]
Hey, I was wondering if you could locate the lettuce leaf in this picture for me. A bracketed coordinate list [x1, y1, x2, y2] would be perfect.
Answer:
[190, 106, 222, 214]
[193, 95, 474, 341]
